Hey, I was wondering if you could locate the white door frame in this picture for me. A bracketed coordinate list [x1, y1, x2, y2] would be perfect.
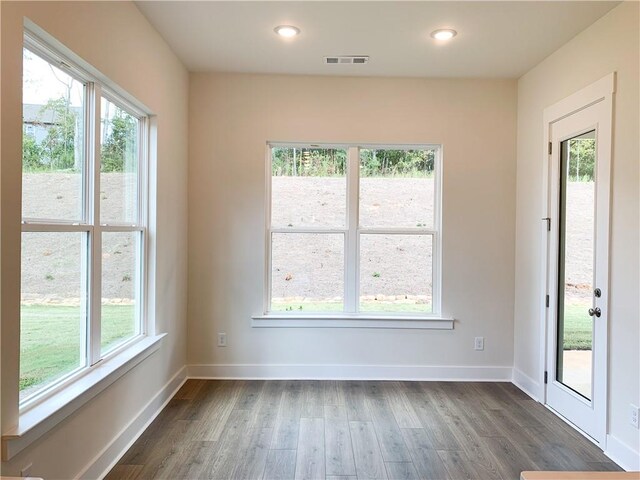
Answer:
[539, 73, 615, 445]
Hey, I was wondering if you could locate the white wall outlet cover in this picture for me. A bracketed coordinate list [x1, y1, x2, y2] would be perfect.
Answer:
[630, 404, 639, 428]
[21, 462, 33, 476]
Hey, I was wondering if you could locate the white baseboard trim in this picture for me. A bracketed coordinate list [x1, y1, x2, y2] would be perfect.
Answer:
[604, 434, 640, 472]
[77, 366, 188, 480]
[187, 363, 513, 381]
[512, 367, 542, 401]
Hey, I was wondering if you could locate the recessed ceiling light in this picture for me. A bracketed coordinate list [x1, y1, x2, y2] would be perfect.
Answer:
[431, 29, 457, 41]
[274, 25, 300, 38]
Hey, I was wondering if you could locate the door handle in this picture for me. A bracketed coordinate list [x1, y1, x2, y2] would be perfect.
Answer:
[588, 307, 601, 318]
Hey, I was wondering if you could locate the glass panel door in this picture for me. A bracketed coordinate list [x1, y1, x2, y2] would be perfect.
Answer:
[556, 130, 596, 400]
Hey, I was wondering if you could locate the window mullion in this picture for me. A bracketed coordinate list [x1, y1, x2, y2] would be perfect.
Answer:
[79, 83, 93, 370]
[433, 147, 443, 315]
[138, 118, 149, 335]
[89, 84, 102, 366]
[137, 116, 146, 228]
[345, 146, 359, 313]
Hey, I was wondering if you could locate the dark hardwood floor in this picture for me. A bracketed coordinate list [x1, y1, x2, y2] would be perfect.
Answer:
[106, 380, 621, 479]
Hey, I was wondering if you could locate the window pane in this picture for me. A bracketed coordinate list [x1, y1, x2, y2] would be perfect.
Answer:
[101, 97, 139, 224]
[271, 233, 344, 312]
[360, 149, 436, 228]
[20, 232, 87, 400]
[271, 147, 346, 228]
[360, 234, 432, 313]
[22, 48, 85, 221]
[102, 231, 140, 354]
[556, 133, 596, 399]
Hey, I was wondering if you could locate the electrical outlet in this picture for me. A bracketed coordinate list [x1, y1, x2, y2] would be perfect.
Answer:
[631, 404, 639, 429]
[21, 462, 33, 477]
[217, 332, 227, 347]
[474, 337, 484, 351]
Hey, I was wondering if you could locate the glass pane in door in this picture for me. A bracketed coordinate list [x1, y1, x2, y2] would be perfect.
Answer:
[556, 130, 596, 400]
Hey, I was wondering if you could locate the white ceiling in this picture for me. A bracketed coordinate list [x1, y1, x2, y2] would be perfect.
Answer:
[135, 1, 618, 78]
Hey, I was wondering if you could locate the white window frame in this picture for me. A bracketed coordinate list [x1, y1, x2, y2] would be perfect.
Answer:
[19, 33, 150, 411]
[253, 143, 452, 329]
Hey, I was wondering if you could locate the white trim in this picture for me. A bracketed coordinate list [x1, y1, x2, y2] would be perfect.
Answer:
[251, 314, 453, 329]
[97, 225, 145, 232]
[77, 366, 187, 480]
[187, 364, 513, 381]
[269, 142, 440, 151]
[604, 435, 640, 472]
[271, 227, 347, 234]
[20, 224, 145, 234]
[433, 146, 443, 315]
[264, 143, 442, 317]
[24, 20, 153, 116]
[264, 145, 273, 314]
[101, 88, 147, 121]
[139, 116, 151, 338]
[512, 368, 543, 402]
[20, 222, 92, 232]
[345, 146, 359, 313]
[357, 228, 438, 235]
[1, 334, 166, 461]
[543, 74, 615, 126]
[90, 82, 103, 367]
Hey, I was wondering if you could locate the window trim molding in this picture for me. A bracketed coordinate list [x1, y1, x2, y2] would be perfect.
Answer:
[1, 334, 166, 461]
[24, 19, 152, 116]
[262, 142, 443, 320]
[18, 25, 153, 408]
[251, 314, 454, 330]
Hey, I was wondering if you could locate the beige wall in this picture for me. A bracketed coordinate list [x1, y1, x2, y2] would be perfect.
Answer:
[514, 0, 639, 460]
[188, 74, 517, 372]
[1, 2, 189, 478]
[2, 0, 635, 476]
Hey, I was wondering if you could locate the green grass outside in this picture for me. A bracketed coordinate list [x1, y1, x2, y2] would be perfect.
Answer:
[271, 301, 432, 314]
[20, 304, 135, 394]
[562, 303, 593, 351]
[271, 301, 345, 313]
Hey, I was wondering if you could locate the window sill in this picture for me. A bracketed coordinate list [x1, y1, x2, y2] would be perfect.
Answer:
[1, 333, 166, 461]
[251, 314, 454, 329]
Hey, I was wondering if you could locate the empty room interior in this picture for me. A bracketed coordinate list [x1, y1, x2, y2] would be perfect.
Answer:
[0, 1, 639, 479]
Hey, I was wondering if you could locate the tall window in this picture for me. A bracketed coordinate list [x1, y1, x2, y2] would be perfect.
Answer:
[267, 144, 441, 316]
[20, 37, 148, 405]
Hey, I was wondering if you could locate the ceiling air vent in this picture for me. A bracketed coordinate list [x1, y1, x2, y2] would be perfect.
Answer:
[324, 56, 369, 65]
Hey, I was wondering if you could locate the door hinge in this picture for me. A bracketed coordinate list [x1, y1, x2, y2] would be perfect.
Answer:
[548, 142, 552, 155]
[545, 295, 549, 308]
[544, 371, 548, 384]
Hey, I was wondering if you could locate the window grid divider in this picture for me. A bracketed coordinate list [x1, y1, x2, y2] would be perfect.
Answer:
[89, 83, 102, 367]
[358, 228, 438, 235]
[20, 223, 92, 233]
[270, 228, 347, 235]
[433, 147, 443, 314]
[264, 146, 273, 314]
[137, 115, 150, 337]
[345, 146, 360, 313]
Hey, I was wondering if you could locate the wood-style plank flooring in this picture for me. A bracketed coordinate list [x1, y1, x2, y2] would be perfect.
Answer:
[106, 380, 621, 479]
